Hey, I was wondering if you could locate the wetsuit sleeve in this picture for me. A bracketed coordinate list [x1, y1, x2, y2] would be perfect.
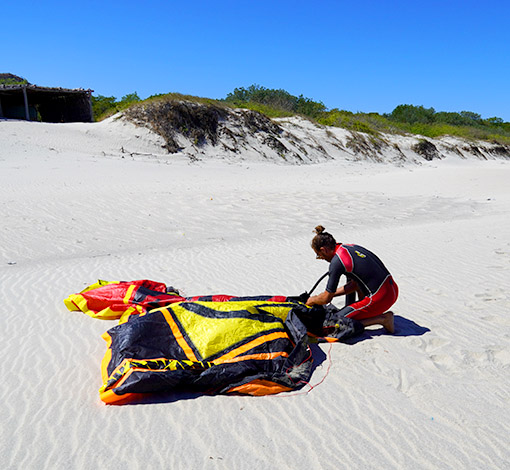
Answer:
[326, 257, 345, 293]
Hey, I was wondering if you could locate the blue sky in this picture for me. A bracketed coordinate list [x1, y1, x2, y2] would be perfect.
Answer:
[2, 0, 509, 120]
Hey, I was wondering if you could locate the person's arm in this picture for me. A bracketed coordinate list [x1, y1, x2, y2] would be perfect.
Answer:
[307, 256, 345, 306]
[306, 280, 358, 306]
[306, 290, 335, 306]
[332, 280, 358, 298]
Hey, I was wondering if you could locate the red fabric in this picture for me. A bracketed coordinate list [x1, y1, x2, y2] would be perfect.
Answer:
[344, 276, 399, 320]
[82, 280, 185, 314]
[335, 244, 353, 272]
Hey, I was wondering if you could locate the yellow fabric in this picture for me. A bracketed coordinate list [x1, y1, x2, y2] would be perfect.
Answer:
[123, 284, 136, 304]
[169, 301, 293, 360]
[212, 332, 289, 363]
[63, 293, 84, 312]
[63, 280, 122, 319]
[160, 309, 199, 362]
[99, 357, 215, 393]
[63, 292, 143, 321]
[118, 306, 144, 324]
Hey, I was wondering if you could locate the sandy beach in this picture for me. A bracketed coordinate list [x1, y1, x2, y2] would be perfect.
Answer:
[1, 116, 509, 469]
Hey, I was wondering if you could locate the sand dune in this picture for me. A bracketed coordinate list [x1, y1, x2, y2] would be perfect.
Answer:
[1, 116, 509, 469]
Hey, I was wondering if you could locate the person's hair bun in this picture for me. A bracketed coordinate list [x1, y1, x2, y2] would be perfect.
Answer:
[311, 225, 336, 250]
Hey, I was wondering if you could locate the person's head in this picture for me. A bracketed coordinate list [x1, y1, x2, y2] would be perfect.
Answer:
[311, 225, 337, 262]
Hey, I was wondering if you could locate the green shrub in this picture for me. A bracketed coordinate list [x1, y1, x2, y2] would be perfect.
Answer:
[0, 73, 29, 85]
[229, 101, 294, 118]
[91, 92, 141, 121]
[91, 95, 117, 120]
[318, 110, 379, 136]
[224, 84, 325, 119]
[387, 104, 436, 124]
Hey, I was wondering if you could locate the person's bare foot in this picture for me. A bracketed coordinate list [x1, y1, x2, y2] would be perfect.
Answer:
[382, 311, 395, 334]
[359, 311, 395, 333]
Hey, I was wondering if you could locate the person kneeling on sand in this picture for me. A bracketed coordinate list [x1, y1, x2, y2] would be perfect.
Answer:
[306, 225, 398, 334]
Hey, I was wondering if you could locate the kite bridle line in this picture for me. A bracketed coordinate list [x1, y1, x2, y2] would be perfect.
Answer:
[307, 272, 329, 296]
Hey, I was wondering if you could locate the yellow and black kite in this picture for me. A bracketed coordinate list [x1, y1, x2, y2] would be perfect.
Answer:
[65, 280, 364, 404]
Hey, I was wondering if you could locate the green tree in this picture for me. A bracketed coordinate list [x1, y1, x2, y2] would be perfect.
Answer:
[485, 116, 504, 125]
[91, 92, 141, 120]
[435, 112, 469, 126]
[388, 104, 436, 124]
[91, 95, 117, 119]
[225, 84, 325, 118]
[459, 111, 482, 123]
[120, 92, 141, 106]
[296, 95, 326, 118]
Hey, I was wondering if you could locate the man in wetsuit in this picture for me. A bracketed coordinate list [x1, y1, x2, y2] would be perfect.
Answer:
[306, 225, 398, 333]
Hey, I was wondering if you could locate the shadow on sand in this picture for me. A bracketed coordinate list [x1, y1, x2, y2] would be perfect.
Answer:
[309, 342, 328, 372]
[342, 314, 430, 345]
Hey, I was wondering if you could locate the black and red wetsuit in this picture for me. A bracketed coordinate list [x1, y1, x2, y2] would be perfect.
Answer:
[326, 243, 398, 320]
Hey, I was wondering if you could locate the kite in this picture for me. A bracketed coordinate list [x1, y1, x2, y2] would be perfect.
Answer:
[65, 280, 364, 404]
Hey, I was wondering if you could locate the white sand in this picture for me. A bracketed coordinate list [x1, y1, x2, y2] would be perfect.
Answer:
[1, 117, 509, 469]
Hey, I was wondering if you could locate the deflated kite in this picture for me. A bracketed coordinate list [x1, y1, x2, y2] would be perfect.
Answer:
[64, 280, 364, 404]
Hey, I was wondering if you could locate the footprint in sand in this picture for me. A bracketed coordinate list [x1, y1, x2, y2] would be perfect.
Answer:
[410, 335, 450, 354]
[429, 345, 510, 373]
[394, 369, 412, 395]
[423, 286, 451, 297]
[429, 353, 456, 372]
[422, 337, 450, 353]
[461, 346, 510, 368]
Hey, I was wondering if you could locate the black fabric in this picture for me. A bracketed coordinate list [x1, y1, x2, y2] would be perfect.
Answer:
[103, 302, 314, 398]
[290, 304, 327, 337]
[291, 304, 364, 342]
[287, 292, 310, 304]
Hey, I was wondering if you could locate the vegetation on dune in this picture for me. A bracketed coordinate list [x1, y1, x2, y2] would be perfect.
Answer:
[91, 92, 141, 120]
[384, 105, 510, 142]
[220, 85, 510, 142]
[227, 101, 295, 118]
[90, 84, 510, 144]
[315, 105, 510, 143]
[0, 73, 30, 85]
[91, 91, 230, 122]
[223, 84, 326, 119]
